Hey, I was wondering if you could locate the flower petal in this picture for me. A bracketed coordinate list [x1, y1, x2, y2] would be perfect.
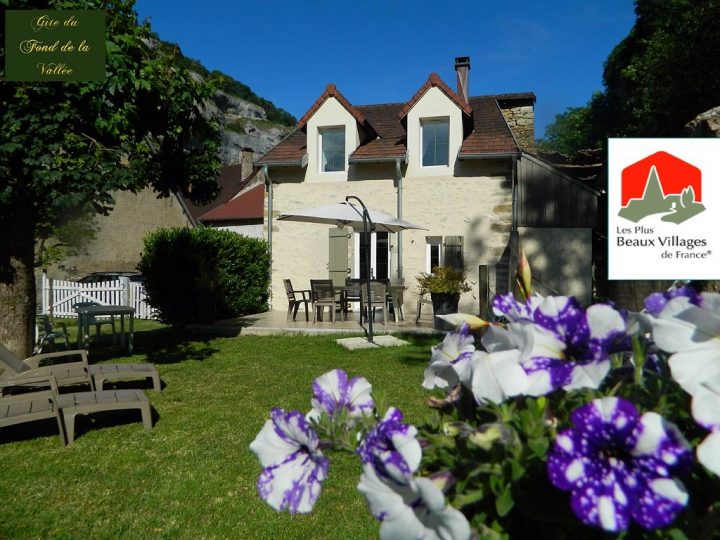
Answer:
[470, 349, 527, 405]
[480, 325, 516, 353]
[668, 345, 720, 396]
[257, 449, 329, 513]
[565, 359, 611, 392]
[630, 478, 688, 529]
[570, 481, 631, 532]
[697, 431, 720, 477]
[250, 409, 319, 468]
[571, 398, 638, 447]
[691, 384, 720, 430]
[586, 304, 626, 340]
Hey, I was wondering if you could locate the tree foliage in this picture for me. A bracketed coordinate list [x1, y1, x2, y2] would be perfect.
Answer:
[0, 0, 222, 354]
[540, 0, 720, 154]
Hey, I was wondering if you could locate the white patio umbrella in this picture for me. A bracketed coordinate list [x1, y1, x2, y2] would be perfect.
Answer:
[277, 202, 425, 232]
[277, 196, 426, 343]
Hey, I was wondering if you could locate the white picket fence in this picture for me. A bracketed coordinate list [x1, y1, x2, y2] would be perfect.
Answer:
[40, 274, 156, 319]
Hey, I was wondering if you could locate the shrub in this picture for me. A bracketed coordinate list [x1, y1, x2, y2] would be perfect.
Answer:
[138, 227, 269, 325]
[416, 266, 472, 295]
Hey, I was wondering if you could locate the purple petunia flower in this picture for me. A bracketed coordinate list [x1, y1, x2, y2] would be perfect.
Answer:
[357, 407, 421, 485]
[249, 408, 329, 514]
[547, 397, 692, 532]
[644, 286, 701, 316]
[423, 323, 475, 390]
[357, 465, 471, 540]
[488, 295, 628, 396]
[307, 368, 374, 425]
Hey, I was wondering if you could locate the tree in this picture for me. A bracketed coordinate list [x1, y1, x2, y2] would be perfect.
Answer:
[602, 0, 720, 137]
[0, 0, 221, 356]
[540, 0, 720, 152]
[536, 92, 608, 155]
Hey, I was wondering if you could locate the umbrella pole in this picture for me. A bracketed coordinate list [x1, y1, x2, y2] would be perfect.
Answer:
[346, 196, 375, 344]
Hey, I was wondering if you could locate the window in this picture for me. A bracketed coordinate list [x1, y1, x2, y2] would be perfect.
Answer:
[421, 118, 449, 167]
[321, 127, 345, 172]
[426, 236, 464, 273]
[425, 236, 443, 273]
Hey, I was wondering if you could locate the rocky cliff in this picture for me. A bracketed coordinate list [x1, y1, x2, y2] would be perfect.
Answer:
[205, 85, 293, 166]
[168, 42, 295, 167]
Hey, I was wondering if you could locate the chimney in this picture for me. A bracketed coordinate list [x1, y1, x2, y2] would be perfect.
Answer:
[454, 56, 470, 103]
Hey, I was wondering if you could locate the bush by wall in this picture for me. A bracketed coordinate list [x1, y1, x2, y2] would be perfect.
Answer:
[138, 227, 269, 325]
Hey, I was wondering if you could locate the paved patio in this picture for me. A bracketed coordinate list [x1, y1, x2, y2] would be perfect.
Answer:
[209, 307, 442, 337]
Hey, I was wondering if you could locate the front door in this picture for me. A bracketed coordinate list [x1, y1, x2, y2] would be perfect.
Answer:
[354, 232, 390, 280]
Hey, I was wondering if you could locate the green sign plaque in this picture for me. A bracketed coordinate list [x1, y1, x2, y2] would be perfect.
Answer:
[5, 10, 105, 81]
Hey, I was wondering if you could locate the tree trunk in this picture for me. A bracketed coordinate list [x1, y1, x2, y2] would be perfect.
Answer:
[0, 214, 37, 358]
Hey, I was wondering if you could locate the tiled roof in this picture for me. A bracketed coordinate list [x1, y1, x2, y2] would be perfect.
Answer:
[182, 164, 249, 220]
[257, 80, 529, 164]
[199, 183, 265, 222]
[459, 97, 520, 156]
[349, 137, 406, 161]
[356, 103, 405, 138]
[297, 83, 369, 130]
[254, 130, 307, 166]
[398, 73, 473, 119]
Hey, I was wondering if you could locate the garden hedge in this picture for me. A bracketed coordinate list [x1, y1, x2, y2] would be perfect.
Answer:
[138, 227, 269, 325]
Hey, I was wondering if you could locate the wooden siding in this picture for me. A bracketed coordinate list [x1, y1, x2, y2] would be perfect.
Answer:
[516, 154, 598, 228]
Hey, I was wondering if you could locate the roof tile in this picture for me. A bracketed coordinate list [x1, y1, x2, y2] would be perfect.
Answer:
[199, 183, 265, 222]
[398, 73, 473, 119]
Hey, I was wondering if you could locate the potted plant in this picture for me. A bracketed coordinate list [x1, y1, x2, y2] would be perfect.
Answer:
[416, 266, 471, 331]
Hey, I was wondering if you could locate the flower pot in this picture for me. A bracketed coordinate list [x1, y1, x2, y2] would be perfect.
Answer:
[430, 292, 460, 331]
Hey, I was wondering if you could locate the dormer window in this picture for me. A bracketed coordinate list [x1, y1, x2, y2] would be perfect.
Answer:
[320, 127, 345, 172]
[421, 118, 449, 167]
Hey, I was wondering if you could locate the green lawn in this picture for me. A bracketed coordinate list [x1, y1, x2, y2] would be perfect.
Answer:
[1, 321, 440, 539]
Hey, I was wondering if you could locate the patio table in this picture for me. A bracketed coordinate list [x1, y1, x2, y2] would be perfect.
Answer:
[75, 305, 135, 354]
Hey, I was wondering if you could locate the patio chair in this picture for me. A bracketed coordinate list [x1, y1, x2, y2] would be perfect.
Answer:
[0, 375, 153, 445]
[361, 281, 388, 325]
[343, 278, 363, 316]
[284, 279, 311, 321]
[415, 291, 434, 325]
[72, 301, 117, 344]
[34, 315, 70, 354]
[389, 279, 405, 322]
[0, 344, 162, 393]
[310, 279, 343, 323]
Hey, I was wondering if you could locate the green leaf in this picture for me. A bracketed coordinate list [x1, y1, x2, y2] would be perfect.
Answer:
[528, 437, 549, 458]
[495, 486, 514, 517]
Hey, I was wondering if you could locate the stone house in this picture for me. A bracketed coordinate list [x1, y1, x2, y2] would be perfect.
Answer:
[255, 57, 599, 317]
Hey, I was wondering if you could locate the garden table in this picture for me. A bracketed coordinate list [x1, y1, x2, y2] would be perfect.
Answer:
[75, 305, 135, 354]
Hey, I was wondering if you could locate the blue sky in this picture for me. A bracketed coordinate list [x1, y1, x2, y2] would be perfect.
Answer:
[134, 1, 636, 138]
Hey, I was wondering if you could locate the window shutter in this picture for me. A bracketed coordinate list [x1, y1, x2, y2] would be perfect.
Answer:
[443, 236, 464, 271]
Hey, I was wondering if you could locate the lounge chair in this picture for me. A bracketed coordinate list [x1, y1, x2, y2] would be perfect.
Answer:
[0, 375, 152, 445]
[0, 344, 161, 393]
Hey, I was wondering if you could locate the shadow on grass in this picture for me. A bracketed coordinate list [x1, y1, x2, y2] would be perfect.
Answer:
[393, 333, 441, 366]
[0, 418, 65, 445]
[86, 325, 221, 365]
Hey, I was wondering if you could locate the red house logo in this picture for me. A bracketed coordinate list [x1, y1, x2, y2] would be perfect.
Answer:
[619, 151, 705, 224]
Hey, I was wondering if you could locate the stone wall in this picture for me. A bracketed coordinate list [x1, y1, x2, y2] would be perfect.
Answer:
[46, 188, 192, 279]
[500, 105, 535, 151]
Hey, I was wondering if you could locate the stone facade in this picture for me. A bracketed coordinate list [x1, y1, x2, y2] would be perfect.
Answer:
[267, 160, 513, 316]
[500, 105, 535, 151]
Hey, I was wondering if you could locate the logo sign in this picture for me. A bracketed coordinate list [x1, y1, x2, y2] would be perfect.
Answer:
[608, 139, 719, 280]
[5, 10, 105, 82]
